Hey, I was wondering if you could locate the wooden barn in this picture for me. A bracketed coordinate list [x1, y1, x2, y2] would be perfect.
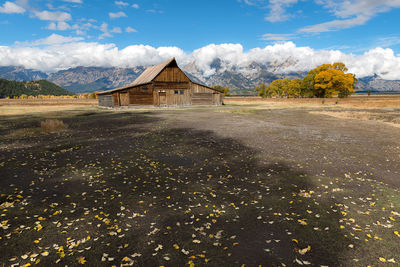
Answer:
[97, 58, 224, 108]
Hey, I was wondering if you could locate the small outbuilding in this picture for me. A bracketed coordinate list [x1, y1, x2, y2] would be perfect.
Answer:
[97, 58, 223, 108]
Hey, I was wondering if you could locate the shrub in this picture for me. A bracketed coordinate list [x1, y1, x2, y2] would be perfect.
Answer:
[41, 119, 68, 134]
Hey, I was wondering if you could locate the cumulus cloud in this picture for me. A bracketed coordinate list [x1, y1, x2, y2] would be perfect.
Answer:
[109, 11, 127, 19]
[1, 41, 400, 80]
[34, 10, 72, 21]
[132, 4, 139, 9]
[0, 1, 25, 14]
[0, 42, 188, 72]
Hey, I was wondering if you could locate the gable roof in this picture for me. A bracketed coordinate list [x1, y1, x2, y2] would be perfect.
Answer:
[129, 57, 178, 86]
[97, 58, 180, 95]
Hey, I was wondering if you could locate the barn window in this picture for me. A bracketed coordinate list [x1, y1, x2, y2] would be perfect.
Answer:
[174, 90, 178, 94]
[180, 90, 184, 95]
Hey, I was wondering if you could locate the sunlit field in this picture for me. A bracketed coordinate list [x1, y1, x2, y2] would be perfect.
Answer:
[1, 97, 400, 266]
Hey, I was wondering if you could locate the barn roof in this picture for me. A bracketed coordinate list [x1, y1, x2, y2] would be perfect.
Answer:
[97, 58, 178, 95]
[130, 58, 178, 86]
[97, 58, 222, 95]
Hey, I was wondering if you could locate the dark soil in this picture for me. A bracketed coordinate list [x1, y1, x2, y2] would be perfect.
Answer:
[0, 106, 399, 266]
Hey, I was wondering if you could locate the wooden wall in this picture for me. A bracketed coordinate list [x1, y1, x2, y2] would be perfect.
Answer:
[154, 67, 190, 83]
[190, 83, 223, 105]
[98, 94, 113, 107]
[128, 85, 153, 105]
[150, 67, 191, 106]
[113, 93, 119, 106]
[153, 87, 191, 106]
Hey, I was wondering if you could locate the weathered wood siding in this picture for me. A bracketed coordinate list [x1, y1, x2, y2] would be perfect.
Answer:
[153, 76, 191, 106]
[190, 83, 222, 105]
[119, 92, 129, 106]
[128, 85, 153, 105]
[153, 88, 191, 106]
[113, 93, 119, 106]
[154, 67, 190, 83]
[98, 94, 114, 107]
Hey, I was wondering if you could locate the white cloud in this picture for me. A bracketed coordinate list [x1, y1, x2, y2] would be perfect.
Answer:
[0, 1, 25, 14]
[46, 21, 71, 31]
[299, 14, 369, 33]
[132, 3, 139, 9]
[99, 22, 112, 39]
[34, 10, 72, 21]
[301, 0, 400, 33]
[63, 0, 83, 3]
[1, 41, 400, 80]
[261, 33, 295, 41]
[109, 11, 127, 19]
[110, 27, 122, 33]
[15, 34, 84, 46]
[265, 0, 298, 22]
[125, 26, 137, 33]
[115, 1, 129, 7]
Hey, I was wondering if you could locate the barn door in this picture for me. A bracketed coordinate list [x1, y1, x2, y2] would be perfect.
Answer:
[159, 91, 167, 106]
[119, 92, 129, 106]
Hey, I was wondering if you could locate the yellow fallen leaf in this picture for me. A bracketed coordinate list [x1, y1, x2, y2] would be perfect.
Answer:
[77, 256, 86, 264]
[122, 256, 131, 261]
[41, 251, 49, 256]
[379, 257, 386, 262]
[298, 245, 311, 255]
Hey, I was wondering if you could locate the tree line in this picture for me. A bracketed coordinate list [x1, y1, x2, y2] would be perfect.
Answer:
[13, 92, 100, 99]
[255, 63, 357, 98]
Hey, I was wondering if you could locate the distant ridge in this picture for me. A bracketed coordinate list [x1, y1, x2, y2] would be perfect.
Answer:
[0, 62, 400, 94]
[0, 79, 74, 98]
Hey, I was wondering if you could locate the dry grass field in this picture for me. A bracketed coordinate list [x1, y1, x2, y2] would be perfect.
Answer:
[225, 95, 400, 109]
[225, 95, 400, 128]
[0, 99, 97, 106]
[1, 96, 400, 266]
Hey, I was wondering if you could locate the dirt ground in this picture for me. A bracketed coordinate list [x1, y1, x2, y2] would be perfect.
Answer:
[1, 100, 400, 266]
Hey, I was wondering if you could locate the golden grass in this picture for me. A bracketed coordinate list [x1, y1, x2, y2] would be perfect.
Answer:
[311, 111, 400, 128]
[0, 98, 97, 106]
[41, 119, 68, 134]
[224, 95, 400, 109]
[0, 105, 99, 116]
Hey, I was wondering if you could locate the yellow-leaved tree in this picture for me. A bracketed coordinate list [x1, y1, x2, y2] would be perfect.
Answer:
[306, 62, 356, 98]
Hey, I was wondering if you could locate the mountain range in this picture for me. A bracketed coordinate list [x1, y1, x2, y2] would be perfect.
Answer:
[0, 60, 399, 94]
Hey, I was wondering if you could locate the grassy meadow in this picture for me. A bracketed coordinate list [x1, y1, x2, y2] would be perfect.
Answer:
[1, 96, 400, 266]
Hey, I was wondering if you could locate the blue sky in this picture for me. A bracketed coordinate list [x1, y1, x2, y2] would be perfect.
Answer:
[1, 0, 400, 79]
